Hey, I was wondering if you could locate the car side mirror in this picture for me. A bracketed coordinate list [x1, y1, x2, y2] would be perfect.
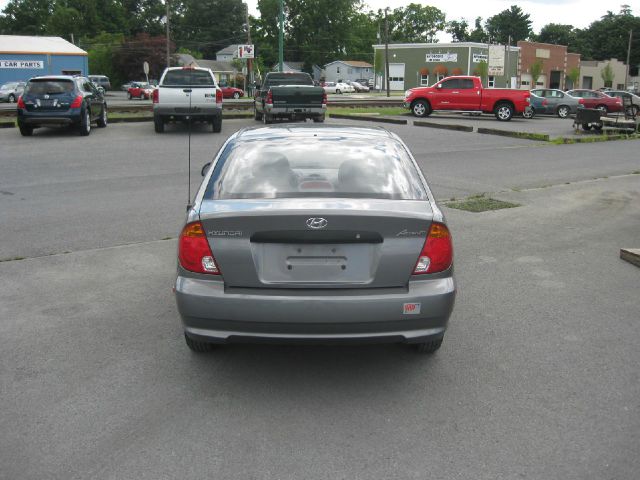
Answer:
[436, 84, 442, 89]
[201, 162, 211, 177]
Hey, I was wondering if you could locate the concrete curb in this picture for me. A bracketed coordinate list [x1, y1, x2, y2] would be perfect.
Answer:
[0, 113, 253, 129]
[413, 121, 473, 132]
[328, 113, 407, 125]
[620, 248, 640, 268]
[477, 127, 550, 142]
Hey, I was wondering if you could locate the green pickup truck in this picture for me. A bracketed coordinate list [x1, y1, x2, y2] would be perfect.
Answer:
[254, 72, 326, 124]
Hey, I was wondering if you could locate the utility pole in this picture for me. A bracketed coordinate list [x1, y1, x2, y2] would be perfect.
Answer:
[626, 29, 633, 90]
[278, 0, 284, 72]
[384, 7, 390, 97]
[166, 0, 170, 69]
[245, 3, 252, 94]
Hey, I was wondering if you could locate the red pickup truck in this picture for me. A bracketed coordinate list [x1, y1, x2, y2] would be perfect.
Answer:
[404, 76, 530, 121]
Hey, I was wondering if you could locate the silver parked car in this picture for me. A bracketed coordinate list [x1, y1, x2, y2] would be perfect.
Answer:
[530, 88, 582, 118]
[0, 81, 26, 103]
[175, 125, 456, 353]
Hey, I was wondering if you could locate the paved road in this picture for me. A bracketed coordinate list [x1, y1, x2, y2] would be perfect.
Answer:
[1, 119, 639, 479]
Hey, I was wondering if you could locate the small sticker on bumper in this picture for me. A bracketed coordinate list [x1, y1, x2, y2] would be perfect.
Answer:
[403, 303, 421, 315]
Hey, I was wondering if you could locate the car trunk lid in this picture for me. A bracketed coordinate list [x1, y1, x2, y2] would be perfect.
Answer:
[199, 199, 433, 289]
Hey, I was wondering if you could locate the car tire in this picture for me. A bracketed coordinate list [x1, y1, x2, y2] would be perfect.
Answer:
[596, 104, 608, 114]
[336, 89, 341, 94]
[184, 333, 216, 353]
[212, 116, 222, 133]
[313, 115, 325, 123]
[8, 94, 16, 103]
[254, 106, 263, 121]
[557, 105, 570, 118]
[154, 115, 164, 133]
[494, 102, 514, 121]
[522, 108, 535, 119]
[79, 108, 91, 136]
[593, 123, 603, 132]
[97, 105, 108, 128]
[411, 99, 431, 118]
[263, 113, 273, 124]
[18, 123, 33, 136]
[233, 92, 240, 99]
[413, 337, 443, 354]
[127, 92, 132, 100]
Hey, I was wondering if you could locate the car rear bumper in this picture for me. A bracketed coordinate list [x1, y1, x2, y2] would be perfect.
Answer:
[154, 104, 222, 118]
[18, 109, 81, 125]
[265, 105, 326, 117]
[175, 275, 455, 344]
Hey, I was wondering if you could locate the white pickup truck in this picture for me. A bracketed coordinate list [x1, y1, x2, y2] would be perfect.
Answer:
[152, 66, 223, 133]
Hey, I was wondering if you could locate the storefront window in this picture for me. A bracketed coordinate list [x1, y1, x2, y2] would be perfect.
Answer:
[420, 74, 429, 86]
[488, 76, 495, 88]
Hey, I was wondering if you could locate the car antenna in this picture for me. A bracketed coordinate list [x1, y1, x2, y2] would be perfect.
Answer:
[186, 69, 193, 212]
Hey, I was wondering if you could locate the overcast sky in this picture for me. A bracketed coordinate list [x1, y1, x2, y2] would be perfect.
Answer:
[0, 0, 637, 41]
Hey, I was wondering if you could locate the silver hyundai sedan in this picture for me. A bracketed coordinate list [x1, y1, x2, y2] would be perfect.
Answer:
[175, 125, 455, 353]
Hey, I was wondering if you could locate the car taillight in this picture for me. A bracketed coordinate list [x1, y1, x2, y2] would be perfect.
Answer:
[17, 95, 25, 108]
[266, 89, 273, 105]
[578, 98, 585, 104]
[178, 221, 221, 275]
[70, 95, 83, 108]
[542, 99, 548, 106]
[413, 222, 453, 274]
[322, 91, 327, 106]
[216, 89, 222, 104]
[152, 88, 159, 103]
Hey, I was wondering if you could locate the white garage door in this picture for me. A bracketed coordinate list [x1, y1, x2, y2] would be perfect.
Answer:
[389, 63, 405, 90]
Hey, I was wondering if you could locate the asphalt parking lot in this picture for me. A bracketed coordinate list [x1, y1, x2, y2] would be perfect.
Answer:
[1, 119, 639, 479]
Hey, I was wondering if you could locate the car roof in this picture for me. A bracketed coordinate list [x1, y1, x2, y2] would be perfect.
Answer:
[233, 124, 398, 142]
[29, 75, 81, 81]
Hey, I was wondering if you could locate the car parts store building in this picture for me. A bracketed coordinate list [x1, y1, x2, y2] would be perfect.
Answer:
[0, 35, 88, 85]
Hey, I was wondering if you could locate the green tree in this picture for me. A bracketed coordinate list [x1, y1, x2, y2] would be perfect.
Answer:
[475, 60, 488, 86]
[467, 17, 488, 43]
[486, 5, 532, 44]
[388, 3, 446, 43]
[566, 66, 580, 89]
[83, 32, 125, 84]
[600, 64, 614, 87]
[530, 59, 544, 87]
[534, 23, 578, 48]
[446, 19, 469, 42]
[578, 8, 640, 67]
[0, 0, 53, 35]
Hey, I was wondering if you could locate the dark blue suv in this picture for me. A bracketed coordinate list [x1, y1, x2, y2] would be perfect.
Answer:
[17, 75, 107, 136]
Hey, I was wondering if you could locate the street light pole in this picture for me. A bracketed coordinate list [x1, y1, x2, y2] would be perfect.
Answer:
[384, 7, 390, 97]
[166, 0, 170, 69]
[278, 0, 284, 72]
[626, 29, 633, 90]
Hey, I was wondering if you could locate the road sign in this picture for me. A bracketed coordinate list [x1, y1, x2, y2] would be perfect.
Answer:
[238, 45, 255, 59]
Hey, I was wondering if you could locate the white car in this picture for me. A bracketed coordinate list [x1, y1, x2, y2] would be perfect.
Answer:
[323, 82, 354, 94]
[350, 81, 370, 93]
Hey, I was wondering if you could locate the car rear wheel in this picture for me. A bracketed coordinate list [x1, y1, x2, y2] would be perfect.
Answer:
[233, 92, 240, 99]
[97, 105, 108, 127]
[494, 102, 514, 121]
[79, 109, 91, 136]
[254, 106, 263, 121]
[127, 92, 132, 100]
[154, 115, 164, 133]
[522, 108, 535, 119]
[336, 89, 341, 94]
[557, 105, 570, 118]
[411, 99, 431, 117]
[263, 113, 273, 124]
[212, 116, 222, 133]
[184, 333, 216, 353]
[18, 123, 33, 136]
[8, 94, 16, 103]
[412, 337, 443, 354]
[596, 104, 608, 114]
[313, 115, 325, 123]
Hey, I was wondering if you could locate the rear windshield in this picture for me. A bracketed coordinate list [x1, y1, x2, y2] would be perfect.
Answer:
[265, 74, 313, 87]
[205, 134, 427, 200]
[162, 69, 215, 87]
[24, 79, 74, 95]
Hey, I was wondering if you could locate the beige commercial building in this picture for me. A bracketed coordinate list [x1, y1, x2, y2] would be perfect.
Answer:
[579, 58, 628, 90]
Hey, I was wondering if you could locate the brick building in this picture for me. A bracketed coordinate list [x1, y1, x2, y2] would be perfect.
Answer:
[517, 41, 580, 90]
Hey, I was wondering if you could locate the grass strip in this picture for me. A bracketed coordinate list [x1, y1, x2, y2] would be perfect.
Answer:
[446, 194, 520, 213]
[476, 127, 549, 142]
[413, 121, 473, 132]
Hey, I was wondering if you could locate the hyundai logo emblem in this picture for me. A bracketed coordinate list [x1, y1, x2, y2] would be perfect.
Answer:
[306, 217, 328, 229]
